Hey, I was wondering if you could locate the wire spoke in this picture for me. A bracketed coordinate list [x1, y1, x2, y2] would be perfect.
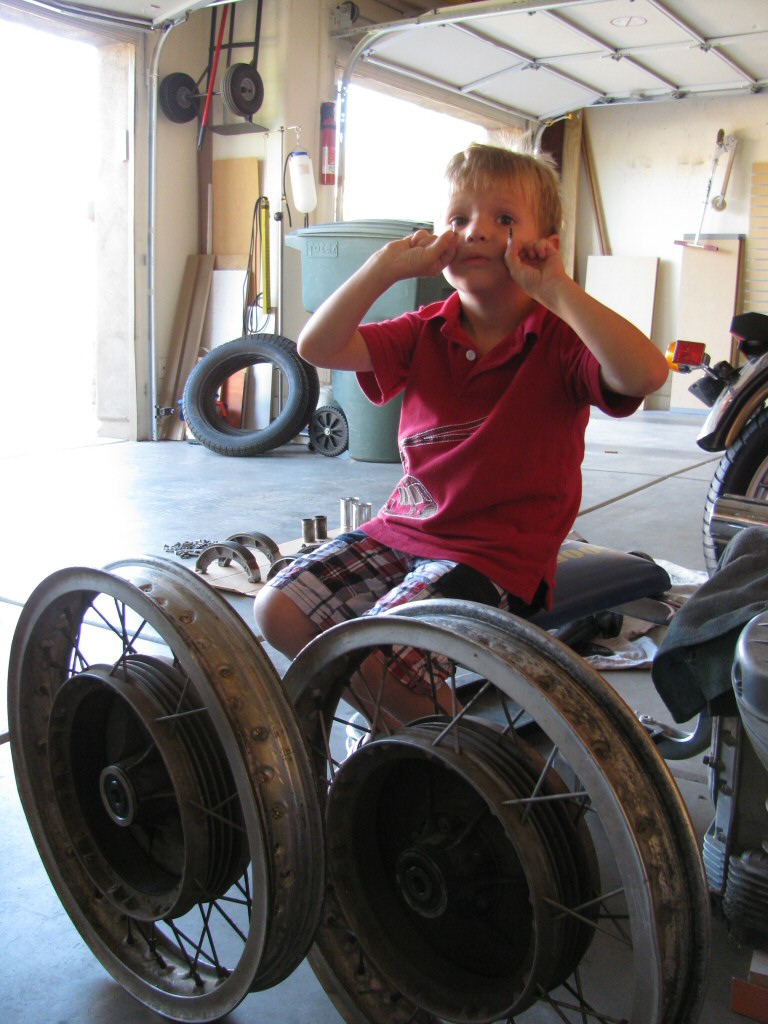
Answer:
[541, 894, 632, 949]
[537, 981, 628, 1024]
[66, 618, 91, 676]
[187, 792, 248, 834]
[502, 789, 593, 810]
[96, 596, 150, 657]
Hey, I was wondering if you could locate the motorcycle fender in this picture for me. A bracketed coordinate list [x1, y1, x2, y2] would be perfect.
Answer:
[697, 351, 768, 451]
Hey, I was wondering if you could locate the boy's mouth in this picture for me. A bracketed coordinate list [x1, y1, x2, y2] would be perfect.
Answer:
[456, 252, 495, 266]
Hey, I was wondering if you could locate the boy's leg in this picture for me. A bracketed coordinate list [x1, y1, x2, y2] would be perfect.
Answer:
[254, 531, 407, 658]
[255, 534, 455, 728]
[353, 562, 544, 727]
[253, 587, 320, 659]
[255, 536, 540, 729]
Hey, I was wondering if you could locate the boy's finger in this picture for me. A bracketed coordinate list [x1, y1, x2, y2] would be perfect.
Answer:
[408, 229, 436, 248]
[431, 231, 458, 266]
[503, 235, 520, 273]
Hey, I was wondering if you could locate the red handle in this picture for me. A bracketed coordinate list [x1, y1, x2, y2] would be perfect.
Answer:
[198, 5, 229, 147]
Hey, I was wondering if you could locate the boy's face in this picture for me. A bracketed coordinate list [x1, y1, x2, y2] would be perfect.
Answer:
[441, 179, 558, 294]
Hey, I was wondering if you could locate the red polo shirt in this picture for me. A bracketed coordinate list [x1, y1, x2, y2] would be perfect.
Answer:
[356, 291, 641, 606]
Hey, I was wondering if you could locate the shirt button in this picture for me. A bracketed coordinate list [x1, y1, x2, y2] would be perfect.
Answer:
[466, 349, 477, 361]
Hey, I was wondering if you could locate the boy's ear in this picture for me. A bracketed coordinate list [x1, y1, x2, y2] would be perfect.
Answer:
[548, 233, 561, 251]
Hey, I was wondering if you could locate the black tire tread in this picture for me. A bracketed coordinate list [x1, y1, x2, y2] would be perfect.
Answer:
[182, 334, 319, 457]
[702, 405, 768, 573]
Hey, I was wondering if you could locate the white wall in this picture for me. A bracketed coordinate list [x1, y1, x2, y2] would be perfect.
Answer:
[576, 92, 768, 405]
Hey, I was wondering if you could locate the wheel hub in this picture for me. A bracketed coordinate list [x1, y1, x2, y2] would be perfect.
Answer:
[326, 716, 600, 1023]
[47, 656, 247, 921]
[99, 764, 137, 825]
[397, 847, 448, 918]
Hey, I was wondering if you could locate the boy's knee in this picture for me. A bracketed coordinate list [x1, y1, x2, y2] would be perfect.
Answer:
[253, 586, 318, 659]
[253, 585, 286, 644]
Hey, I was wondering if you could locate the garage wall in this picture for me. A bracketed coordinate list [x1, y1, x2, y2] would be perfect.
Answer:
[148, 4, 768, 431]
[576, 92, 768, 407]
[146, 0, 337, 438]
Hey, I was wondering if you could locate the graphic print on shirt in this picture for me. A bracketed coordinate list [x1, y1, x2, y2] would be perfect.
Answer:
[382, 418, 485, 520]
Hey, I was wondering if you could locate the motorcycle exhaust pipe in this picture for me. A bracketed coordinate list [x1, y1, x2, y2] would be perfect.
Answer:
[710, 495, 768, 548]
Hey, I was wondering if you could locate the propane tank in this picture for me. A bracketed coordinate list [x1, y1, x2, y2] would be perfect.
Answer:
[288, 150, 318, 213]
[320, 101, 336, 186]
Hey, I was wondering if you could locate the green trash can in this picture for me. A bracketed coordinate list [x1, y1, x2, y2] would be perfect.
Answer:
[331, 369, 402, 464]
[287, 220, 453, 463]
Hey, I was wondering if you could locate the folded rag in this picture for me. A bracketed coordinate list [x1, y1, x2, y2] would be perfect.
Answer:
[652, 526, 768, 722]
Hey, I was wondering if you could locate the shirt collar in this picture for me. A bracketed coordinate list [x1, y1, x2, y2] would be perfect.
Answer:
[416, 290, 548, 343]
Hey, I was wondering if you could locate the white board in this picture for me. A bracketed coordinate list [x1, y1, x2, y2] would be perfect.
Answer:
[585, 255, 659, 336]
[201, 269, 272, 429]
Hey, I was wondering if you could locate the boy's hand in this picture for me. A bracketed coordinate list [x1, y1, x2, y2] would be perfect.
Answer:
[503, 232, 567, 302]
[378, 228, 458, 281]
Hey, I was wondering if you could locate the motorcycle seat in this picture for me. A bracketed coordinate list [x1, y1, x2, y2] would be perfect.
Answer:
[531, 540, 671, 631]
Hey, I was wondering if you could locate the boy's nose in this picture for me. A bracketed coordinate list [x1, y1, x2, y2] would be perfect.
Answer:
[466, 220, 488, 241]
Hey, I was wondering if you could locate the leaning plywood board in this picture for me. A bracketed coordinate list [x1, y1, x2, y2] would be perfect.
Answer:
[559, 110, 582, 277]
[157, 254, 215, 440]
[671, 235, 743, 410]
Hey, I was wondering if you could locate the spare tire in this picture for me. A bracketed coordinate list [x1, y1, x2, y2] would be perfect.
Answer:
[182, 334, 319, 456]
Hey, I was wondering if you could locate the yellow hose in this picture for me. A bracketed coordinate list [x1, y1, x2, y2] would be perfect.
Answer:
[259, 197, 271, 312]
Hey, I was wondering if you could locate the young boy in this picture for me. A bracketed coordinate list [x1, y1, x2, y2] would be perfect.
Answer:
[254, 143, 669, 724]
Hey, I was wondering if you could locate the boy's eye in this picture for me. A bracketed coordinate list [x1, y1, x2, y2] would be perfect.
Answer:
[498, 214, 514, 226]
[449, 215, 467, 228]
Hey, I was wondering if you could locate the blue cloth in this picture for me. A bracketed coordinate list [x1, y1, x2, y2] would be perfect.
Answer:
[652, 527, 768, 722]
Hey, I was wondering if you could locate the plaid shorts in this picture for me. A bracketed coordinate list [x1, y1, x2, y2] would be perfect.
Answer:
[265, 531, 536, 694]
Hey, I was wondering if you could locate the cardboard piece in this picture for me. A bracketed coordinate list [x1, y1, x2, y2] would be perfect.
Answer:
[194, 529, 341, 598]
[732, 976, 768, 1023]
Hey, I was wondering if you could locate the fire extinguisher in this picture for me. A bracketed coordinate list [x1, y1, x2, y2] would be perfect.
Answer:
[320, 101, 336, 186]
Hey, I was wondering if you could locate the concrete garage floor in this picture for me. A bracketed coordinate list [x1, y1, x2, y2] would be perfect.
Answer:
[0, 408, 760, 1023]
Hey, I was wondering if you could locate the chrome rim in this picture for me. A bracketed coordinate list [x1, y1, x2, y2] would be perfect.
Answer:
[284, 599, 710, 1024]
[9, 557, 324, 1022]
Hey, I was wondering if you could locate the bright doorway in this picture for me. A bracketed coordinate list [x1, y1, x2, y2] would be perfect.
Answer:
[342, 84, 488, 225]
[0, 19, 101, 455]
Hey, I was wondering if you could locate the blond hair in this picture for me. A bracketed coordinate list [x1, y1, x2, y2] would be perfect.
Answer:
[445, 143, 562, 236]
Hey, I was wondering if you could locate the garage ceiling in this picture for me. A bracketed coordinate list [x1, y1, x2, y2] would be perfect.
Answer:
[340, 0, 768, 124]
[12, 0, 768, 124]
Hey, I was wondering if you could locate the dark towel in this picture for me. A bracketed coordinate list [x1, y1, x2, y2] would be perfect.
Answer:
[651, 526, 768, 722]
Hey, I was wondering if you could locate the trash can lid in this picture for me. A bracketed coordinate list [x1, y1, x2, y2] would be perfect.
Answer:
[287, 219, 433, 242]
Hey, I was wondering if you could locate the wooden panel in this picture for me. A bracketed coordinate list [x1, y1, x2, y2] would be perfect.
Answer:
[157, 254, 215, 440]
[671, 235, 743, 410]
[197, 129, 213, 255]
[212, 157, 260, 257]
[743, 162, 768, 314]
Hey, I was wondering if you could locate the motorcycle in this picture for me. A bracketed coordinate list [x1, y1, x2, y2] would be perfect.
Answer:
[666, 315, 768, 959]
[666, 310, 768, 573]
